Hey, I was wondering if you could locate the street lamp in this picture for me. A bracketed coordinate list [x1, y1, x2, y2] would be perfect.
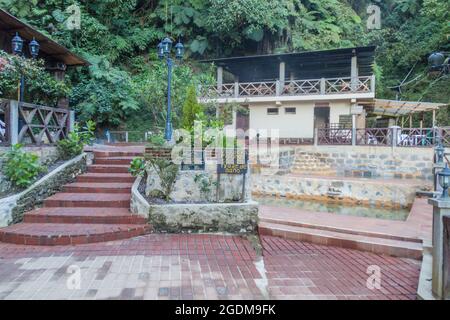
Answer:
[11, 32, 24, 55]
[438, 164, 450, 198]
[428, 52, 449, 74]
[29, 37, 40, 59]
[436, 140, 445, 163]
[157, 37, 184, 142]
[10, 33, 40, 102]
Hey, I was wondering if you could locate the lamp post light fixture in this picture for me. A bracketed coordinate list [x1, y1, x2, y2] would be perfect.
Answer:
[29, 37, 40, 59]
[10, 33, 40, 102]
[157, 37, 184, 142]
[438, 164, 450, 198]
[436, 140, 445, 164]
[428, 52, 449, 74]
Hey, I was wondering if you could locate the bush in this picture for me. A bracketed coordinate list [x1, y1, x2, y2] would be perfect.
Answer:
[147, 133, 166, 146]
[57, 120, 96, 160]
[129, 157, 146, 177]
[148, 158, 179, 201]
[3, 144, 46, 188]
[181, 86, 203, 130]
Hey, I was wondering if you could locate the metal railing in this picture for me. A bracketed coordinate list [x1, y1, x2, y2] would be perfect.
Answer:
[318, 127, 449, 147]
[200, 75, 375, 99]
[0, 99, 72, 146]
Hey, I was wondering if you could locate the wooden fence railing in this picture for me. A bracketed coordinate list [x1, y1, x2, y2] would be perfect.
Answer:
[318, 127, 449, 147]
[200, 75, 375, 99]
[0, 99, 73, 146]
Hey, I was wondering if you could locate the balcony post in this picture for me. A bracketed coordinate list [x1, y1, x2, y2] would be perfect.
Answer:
[320, 78, 326, 95]
[234, 82, 239, 98]
[276, 80, 281, 96]
[371, 74, 376, 93]
[8, 100, 19, 145]
[351, 51, 358, 92]
[279, 61, 286, 89]
[217, 66, 223, 93]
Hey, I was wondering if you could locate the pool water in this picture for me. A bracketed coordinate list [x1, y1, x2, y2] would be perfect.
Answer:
[254, 195, 410, 221]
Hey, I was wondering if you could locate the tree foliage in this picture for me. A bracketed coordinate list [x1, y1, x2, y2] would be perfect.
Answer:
[0, 0, 448, 128]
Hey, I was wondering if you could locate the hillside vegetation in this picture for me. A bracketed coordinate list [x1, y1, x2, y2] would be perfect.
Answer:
[1, 0, 449, 129]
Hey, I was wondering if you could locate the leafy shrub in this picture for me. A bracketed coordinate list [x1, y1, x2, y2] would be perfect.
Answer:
[57, 120, 96, 160]
[147, 133, 166, 146]
[181, 86, 203, 130]
[3, 144, 46, 188]
[148, 158, 179, 201]
[129, 158, 146, 177]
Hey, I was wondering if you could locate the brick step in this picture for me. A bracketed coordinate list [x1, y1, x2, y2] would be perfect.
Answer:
[24, 207, 146, 224]
[44, 193, 131, 208]
[94, 157, 135, 165]
[63, 182, 133, 193]
[87, 164, 130, 174]
[76, 173, 135, 183]
[259, 216, 421, 243]
[0, 223, 151, 246]
[94, 151, 143, 158]
[258, 222, 422, 259]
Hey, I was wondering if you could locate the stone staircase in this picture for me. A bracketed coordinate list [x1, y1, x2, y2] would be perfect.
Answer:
[290, 151, 336, 175]
[0, 150, 150, 246]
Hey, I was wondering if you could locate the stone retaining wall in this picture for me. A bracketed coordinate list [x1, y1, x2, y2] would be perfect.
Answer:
[131, 175, 258, 234]
[252, 173, 428, 208]
[0, 153, 87, 226]
[0, 146, 59, 195]
[292, 145, 434, 180]
[144, 146, 173, 161]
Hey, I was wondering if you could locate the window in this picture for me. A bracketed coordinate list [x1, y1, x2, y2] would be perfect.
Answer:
[267, 108, 279, 115]
[285, 107, 296, 115]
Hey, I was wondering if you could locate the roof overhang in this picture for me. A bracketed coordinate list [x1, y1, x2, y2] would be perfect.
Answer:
[0, 9, 89, 67]
[366, 99, 448, 117]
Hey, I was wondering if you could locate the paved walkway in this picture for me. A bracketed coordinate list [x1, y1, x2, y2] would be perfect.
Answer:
[0, 234, 420, 300]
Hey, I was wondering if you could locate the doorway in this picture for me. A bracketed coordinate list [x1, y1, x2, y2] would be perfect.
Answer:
[314, 105, 330, 129]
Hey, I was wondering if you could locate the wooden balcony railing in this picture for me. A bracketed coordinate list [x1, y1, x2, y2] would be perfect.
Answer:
[0, 99, 73, 146]
[201, 75, 375, 99]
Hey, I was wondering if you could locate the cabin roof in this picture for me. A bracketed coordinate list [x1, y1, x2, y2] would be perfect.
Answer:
[199, 46, 376, 82]
[0, 9, 89, 67]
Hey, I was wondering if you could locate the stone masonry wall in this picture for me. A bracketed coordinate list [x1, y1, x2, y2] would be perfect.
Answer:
[291, 145, 434, 180]
[0, 146, 59, 195]
[0, 153, 87, 226]
[252, 173, 428, 208]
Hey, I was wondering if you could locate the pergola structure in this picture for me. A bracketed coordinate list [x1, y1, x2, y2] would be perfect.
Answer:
[363, 99, 448, 127]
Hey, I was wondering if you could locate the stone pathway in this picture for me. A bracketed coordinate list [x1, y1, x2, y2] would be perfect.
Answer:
[0, 234, 420, 300]
[0, 149, 150, 246]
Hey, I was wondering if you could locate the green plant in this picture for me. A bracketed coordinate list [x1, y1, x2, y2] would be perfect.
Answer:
[3, 144, 46, 188]
[129, 157, 146, 177]
[194, 173, 216, 201]
[148, 158, 179, 201]
[181, 86, 204, 130]
[57, 120, 96, 160]
[147, 133, 166, 146]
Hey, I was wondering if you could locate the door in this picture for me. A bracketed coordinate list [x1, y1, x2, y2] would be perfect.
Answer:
[314, 106, 330, 129]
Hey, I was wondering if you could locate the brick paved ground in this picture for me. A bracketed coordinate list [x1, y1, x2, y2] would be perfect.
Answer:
[0, 234, 421, 300]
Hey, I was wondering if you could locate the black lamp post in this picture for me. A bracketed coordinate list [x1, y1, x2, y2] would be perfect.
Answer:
[438, 164, 450, 198]
[157, 37, 184, 142]
[10, 33, 40, 102]
[436, 139, 445, 163]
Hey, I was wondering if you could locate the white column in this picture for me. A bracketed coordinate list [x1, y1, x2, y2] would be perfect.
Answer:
[351, 52, 358, 92]
[279, 61, 286, 88]
[217, 66, 223, 93]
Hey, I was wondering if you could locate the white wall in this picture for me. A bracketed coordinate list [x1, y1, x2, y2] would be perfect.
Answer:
[248, 100, 352, 138]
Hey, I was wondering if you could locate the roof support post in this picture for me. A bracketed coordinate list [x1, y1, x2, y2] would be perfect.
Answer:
[351, 51, 358, 92]
[279, 61, 285, 89]
[217, 66, 223, 93]
[371, 74, 376, 93]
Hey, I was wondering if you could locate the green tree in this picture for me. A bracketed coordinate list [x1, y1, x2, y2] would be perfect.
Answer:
[181, 86, 203, 130]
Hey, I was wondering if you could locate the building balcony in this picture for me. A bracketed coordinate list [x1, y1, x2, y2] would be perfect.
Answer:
[199, 75, 376, 102]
